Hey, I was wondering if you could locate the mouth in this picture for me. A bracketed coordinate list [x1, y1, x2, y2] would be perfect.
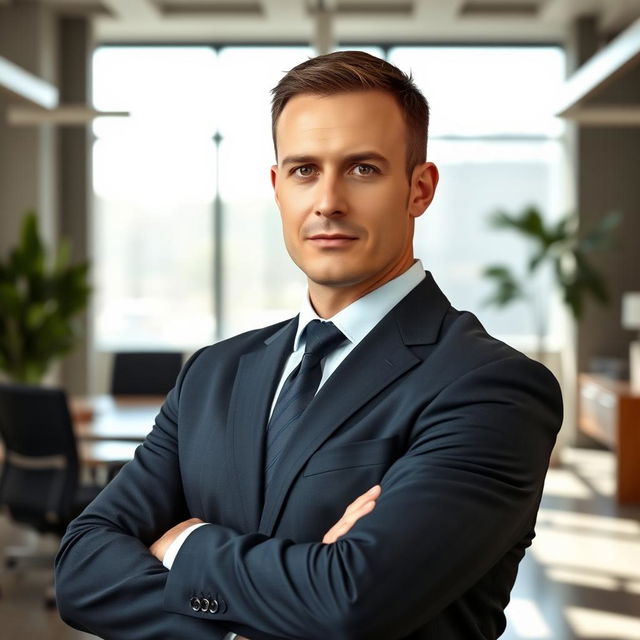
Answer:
[307, 234, 358, 248]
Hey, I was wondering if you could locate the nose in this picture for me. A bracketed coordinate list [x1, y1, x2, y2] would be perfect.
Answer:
[313, 172, 347, 217]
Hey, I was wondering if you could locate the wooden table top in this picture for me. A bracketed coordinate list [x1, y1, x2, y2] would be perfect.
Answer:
[71, 395, 164, 443]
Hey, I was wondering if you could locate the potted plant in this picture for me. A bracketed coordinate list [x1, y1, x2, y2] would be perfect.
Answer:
[482, 205, 621, 361]
[0, 210, 91, 384]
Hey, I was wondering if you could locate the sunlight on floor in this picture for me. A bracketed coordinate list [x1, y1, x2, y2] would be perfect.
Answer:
[531, 514, 640, 580]
[545, 566, 619, 591]
[542, 468, 594, 500]
[565, 607, 640, 638]
[561, 448, 617, 497]
[513, 447, 640, 640]
[536, 509, 640, 536]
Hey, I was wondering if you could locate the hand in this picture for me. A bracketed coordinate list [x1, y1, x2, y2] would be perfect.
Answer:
[149, 517, 204, 562]
[322, 485, 381, 544]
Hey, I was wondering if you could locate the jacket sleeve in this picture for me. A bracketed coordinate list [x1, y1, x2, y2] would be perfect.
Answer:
[54, 347, 234, 640]
[163, 355, 562, 640]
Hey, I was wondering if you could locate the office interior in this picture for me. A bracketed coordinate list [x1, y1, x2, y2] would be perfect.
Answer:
[1, 0, 640, 638]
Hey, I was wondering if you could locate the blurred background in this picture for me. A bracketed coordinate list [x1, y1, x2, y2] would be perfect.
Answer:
[0, 0, 640, 638]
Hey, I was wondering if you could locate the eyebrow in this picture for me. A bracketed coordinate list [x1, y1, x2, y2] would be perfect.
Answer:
[280, 152, 391, 169]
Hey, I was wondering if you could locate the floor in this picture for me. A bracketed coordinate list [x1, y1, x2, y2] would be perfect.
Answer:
[1, 447, 639, 640]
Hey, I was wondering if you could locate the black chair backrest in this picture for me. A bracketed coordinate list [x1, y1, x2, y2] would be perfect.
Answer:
[111, 351, 183, 396]
[0, 384, 79, 532]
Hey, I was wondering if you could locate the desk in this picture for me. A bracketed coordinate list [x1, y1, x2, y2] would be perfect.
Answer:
[72, 395, 163, 443]
[71, 396, 163, 481]
[578, 374, 640, 503]
[77, 440, 141, 468]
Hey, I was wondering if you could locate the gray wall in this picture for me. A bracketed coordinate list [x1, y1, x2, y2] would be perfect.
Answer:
[576, 125, 640, 373]
[569, 18, 640, 376]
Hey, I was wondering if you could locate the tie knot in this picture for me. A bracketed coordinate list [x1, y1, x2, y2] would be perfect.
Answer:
[302, 320, 346, 363]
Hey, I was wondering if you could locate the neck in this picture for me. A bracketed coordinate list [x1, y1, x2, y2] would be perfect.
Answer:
[308, 254, 415, 319]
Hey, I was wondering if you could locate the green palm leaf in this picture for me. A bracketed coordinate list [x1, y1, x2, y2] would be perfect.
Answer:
[483, 204, 622, 323]
[0, 210, 91, 384]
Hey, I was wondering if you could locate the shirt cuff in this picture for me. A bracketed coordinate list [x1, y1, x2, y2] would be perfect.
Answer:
[223, 635, 238, 640]
[162, 522, 208, 570]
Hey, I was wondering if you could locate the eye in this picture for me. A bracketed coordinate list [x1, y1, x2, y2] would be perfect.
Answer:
[292, 165, 316, 178]
[352, 164, 378, 177]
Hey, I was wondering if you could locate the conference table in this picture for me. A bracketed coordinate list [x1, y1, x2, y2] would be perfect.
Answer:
[70, 395, 164, 473]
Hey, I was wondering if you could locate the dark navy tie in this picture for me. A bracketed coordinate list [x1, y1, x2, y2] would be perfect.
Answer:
[264, 320, 346, 494]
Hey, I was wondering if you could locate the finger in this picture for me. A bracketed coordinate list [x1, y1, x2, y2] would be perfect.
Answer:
[322, 487, 382, 544]
[322, 526, 340, 544]
[343, 499, 376, 525]
[326, 499, 376, 543]
[332, 501, 376, 540]
[338, 498, 379, 536]
[343, 485, 381, 516]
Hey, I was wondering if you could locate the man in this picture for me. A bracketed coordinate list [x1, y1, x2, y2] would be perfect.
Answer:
[55, 51, 562, 640]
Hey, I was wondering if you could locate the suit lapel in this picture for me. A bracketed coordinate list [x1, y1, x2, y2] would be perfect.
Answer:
[226, 317, 298, 532]
[258, 272, 451, 535]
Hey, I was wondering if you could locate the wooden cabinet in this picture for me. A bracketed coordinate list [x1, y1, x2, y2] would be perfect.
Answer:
[579, 374, 640, 503]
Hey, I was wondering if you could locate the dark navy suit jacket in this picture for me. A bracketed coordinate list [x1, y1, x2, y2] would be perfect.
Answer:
[55, 272, 562, 639]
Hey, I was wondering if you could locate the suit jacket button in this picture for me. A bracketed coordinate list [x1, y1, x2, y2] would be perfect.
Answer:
[208, 598, 219, 614]
[200, 597, 210, 612]
[190, 596, 201, 612]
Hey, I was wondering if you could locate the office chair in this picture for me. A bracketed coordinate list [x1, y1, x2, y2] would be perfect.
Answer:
[110, 351, 183, 396]
[0, 384, 101, 605]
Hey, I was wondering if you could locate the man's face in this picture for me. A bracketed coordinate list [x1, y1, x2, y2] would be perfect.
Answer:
[271, 90, 437, 298]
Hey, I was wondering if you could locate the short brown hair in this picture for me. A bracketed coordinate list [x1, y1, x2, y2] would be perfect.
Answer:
[270, 50, 429, 181]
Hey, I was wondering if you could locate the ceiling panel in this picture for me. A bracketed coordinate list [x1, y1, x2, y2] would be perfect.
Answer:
[34, 0, 640, 44]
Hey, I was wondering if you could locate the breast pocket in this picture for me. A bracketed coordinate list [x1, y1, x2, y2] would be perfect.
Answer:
[302, 436, 399, 477]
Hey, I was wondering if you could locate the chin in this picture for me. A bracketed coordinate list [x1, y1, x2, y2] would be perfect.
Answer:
[294, 253, 372, 289]
[305, 269, 366, 289]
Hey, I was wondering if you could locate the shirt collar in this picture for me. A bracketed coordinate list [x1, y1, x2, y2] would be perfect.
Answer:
[294, 259, 426, 351]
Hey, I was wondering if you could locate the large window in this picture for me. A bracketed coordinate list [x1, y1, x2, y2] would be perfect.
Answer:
[389, 46, 567, 349]
[93, 47, 220, 350]
[92, 44, 565, 352]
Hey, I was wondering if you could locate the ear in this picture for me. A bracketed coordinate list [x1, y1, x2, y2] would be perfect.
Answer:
[408, 162, 439, 219]
[270, 164, 280, 208]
